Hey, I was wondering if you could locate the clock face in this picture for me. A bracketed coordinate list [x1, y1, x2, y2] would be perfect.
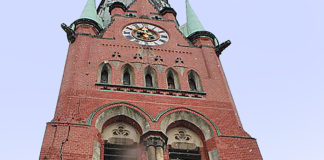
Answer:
[122, 23, 169, 46]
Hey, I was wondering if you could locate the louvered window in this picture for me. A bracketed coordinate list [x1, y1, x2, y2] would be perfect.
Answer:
[169, 147, 201, 160]
[145, 74, 153, 88]
[104, 143, 137, 160]
[167, 75, 175, 89]
[100, 64, 109, 83]
[123, 71, 131, 85]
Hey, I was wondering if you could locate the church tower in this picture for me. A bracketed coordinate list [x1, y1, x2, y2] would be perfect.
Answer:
[40, 0, 262, 159]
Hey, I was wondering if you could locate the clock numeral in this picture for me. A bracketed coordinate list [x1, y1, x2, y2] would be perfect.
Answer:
[158, 31, 166, 34]
[123, 31, 131, 35]
[133, 24, 140, 29]
[159, 39, 166, 43]
[125, 35, 134, 40]
[126, 27, 134, 30]
[143, 24, 149, 28]
[161, 35, 168, 39]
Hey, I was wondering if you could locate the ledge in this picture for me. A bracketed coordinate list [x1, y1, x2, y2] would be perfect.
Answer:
[95, 83, 206, 98]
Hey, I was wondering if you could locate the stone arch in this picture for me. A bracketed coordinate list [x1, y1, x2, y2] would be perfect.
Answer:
[160, 110, 214, 140]
[89, 103, 151, 133]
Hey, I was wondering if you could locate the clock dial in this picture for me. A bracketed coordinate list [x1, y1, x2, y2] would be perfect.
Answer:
[122, 23, 169, 46]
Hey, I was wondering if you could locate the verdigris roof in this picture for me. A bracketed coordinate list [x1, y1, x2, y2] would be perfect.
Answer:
[80, 0, 104, 28]
[179, 0, 205, 37]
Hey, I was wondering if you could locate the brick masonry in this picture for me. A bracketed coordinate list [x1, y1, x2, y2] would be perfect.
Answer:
[40, 0, 263, 159]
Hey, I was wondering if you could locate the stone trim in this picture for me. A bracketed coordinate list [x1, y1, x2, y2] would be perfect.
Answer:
[86, 102, 256, 140]
[72, 18, 103, 33]
[187, 31, 216, 44]
[95, 83, 206, 98]
[208, 149, 220, 160]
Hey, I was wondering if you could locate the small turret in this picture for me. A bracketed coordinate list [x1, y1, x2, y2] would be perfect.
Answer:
[80, 0, 104, 28]
[62, 0, 104, 43]
[180, 0, 218, 46]
[184, 0, 205, 36]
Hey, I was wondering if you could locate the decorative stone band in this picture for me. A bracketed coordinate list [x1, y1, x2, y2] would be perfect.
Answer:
[109, 2, 128, 13]
[95, 83, 206, 99]
[159, 7, 177, 17]
[72, 18, 103, 33]
[187, 31, 217, 44]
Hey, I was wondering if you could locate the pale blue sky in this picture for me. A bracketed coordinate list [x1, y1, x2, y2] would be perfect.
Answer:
[0, 0, 323, 159]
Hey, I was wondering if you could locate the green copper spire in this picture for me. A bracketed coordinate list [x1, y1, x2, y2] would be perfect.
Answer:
[180, 0, 205, 37]
[80, 0, 104, 28]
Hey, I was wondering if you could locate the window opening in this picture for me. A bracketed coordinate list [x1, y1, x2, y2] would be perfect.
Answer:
[123, 70, 131, 85]
[100, 64, 109, 83]
[167, 74, 175, 89]
[167, 128, 203, 160]
[102, 123, 140, 160]
[169, 147, 201, 160]
[104, 143, 137, 160]
[188, 77, 197, 91]
[145, 74, 153, 88]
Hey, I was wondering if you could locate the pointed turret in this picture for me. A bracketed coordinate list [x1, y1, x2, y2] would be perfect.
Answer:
[80, 0, 104, 28]
[61, 0, 104, 43]
[180, 0, 221, 47]
[184, 0, 205, 36]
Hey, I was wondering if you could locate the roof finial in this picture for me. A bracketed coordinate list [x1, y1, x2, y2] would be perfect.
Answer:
[80, 0, 104, 28]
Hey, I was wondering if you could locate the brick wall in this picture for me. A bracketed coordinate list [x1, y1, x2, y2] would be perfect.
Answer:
[40, 0, 262, 159]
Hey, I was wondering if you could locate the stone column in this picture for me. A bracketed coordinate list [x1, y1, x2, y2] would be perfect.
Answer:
[155, 137, 165, 160]
[144, 136, 167, 160]
[147, 145, 156, 160]
[155, 146, 164, 160]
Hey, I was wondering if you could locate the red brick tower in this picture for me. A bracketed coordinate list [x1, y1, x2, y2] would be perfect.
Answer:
[40, 0, 262, 159]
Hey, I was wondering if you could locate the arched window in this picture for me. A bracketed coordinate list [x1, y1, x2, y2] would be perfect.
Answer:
[166, 68, 180, 90]
[188, 76, 197, 91]
[167, 73, 175, 89]
[98, 62, 111, 84]
[144, 66, 158, 88]
[123, 70, 131, 85]
[101, 64, 109, 83]
[121, 64, 135, 86]
[145, 74, 153, 87]
[167, 127, 203, 160]
[188, 70, 203, 92]
[102, 122, 140, 160]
